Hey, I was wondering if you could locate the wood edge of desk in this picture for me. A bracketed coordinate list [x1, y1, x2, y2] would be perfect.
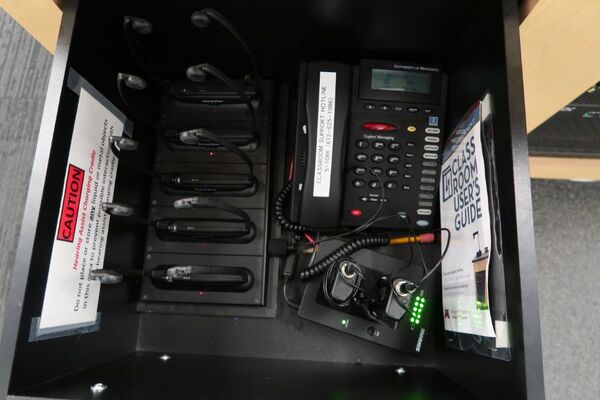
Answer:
[530, 156, 600, 181]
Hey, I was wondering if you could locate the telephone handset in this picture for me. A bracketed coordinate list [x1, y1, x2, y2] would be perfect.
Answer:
[291, 60, 446, 230]
[290, 62, 352, 228]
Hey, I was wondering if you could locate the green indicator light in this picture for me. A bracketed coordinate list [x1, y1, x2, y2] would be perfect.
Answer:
[416, 296, 421, 301]
[410, 317, 415, 323]
[419, 304, 424, 308]
[421, 298, 426, 304]
[415, 319, 420, 324]
[341, 319, 349, 327]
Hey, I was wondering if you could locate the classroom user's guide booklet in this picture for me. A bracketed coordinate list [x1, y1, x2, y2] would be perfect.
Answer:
[440, 97, 496, 338]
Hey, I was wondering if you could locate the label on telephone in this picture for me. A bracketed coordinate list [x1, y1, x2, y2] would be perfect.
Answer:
[313, 71, 337, 198]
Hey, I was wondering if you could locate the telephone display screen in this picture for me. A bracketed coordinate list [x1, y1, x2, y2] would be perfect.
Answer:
[371, 68, 431, 94]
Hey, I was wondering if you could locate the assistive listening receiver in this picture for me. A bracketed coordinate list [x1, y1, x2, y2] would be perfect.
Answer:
[291, 60, 446, 229]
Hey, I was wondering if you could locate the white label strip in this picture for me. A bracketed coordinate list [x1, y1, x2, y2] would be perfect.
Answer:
[494, 320, 510, 348]
[312, 71, 337, 198]
[39, 87, 122, 330]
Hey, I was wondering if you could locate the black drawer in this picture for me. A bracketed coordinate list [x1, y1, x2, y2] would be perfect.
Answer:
[0, 1, 543, 399]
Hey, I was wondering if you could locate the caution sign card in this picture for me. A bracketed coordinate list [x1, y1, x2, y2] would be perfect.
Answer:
[38, 87, 122, 331]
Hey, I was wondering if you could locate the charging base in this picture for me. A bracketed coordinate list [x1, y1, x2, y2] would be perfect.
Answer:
[298, 240, 437, 354]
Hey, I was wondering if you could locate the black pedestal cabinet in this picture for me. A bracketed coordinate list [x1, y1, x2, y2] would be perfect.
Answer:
[0, 0, 544, 399]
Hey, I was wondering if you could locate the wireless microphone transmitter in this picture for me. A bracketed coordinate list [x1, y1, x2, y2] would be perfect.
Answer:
[154, 218, 256, 243]
[163, 128, 258, 151]
[150, 265, 254, 292]
[160, 173, 256, 196]
[170, 81, 258, 105]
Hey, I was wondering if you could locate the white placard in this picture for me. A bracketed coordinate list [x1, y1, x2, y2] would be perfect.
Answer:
[440, 108, 496, 338]
[39, 88, 122, 330]
[312, 71, 337, 198]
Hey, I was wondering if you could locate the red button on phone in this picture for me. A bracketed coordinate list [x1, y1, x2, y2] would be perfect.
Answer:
[350, 209, 363, 217]
[362, 122, 397, 131]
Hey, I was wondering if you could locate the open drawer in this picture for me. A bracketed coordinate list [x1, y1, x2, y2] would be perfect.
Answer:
[0, 0, 543, 399]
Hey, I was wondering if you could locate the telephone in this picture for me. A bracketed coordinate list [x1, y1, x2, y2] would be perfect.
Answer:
[291, 60, 446, 229]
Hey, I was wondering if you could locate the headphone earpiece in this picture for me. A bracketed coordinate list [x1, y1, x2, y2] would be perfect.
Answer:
[124, 16, 153, 35]
[118, 73, 148, 90]
[191, 10, 211, 28]
[186, 65, 208, 82]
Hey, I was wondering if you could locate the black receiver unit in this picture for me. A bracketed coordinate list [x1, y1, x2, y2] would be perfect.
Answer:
[291, 60, 446, 230]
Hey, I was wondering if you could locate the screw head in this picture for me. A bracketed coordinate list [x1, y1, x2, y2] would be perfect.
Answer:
[90, 383, 107, 393]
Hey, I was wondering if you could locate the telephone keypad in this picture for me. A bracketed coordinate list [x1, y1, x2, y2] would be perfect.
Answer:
[356, 140, 369, 148]
[371, 154, 384, 163]
[342, 99, 444, 229]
